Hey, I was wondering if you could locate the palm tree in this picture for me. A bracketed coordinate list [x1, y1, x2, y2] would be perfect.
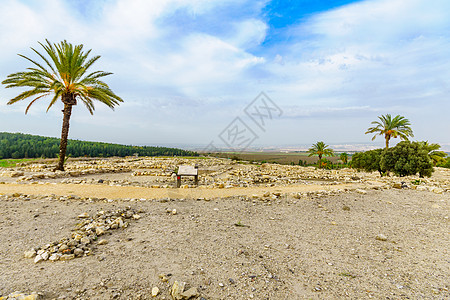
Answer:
[340, 152, 348, 164]
[419, 141, 447, 166]
[2, 40, 123, 171]
[365, 114, 413, 149]
[308, 141, 335, 168]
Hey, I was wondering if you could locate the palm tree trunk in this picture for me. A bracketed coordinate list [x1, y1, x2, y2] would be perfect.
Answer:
[318, 154, 322, 168]
[55, 103, 73, 171]
[385, 135, 390, 149]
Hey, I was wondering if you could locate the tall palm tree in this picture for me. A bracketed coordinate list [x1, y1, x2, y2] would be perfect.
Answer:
[365, 114, 413, 149]
[418, 141, 447, 166]
[308, 141, 335, 168]
[2, 40, 123, 171]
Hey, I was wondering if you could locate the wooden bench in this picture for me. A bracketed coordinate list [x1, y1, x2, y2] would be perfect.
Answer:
[176, 165, 198, 187]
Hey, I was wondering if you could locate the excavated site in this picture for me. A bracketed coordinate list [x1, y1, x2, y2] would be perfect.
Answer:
[0, 157, 448, 299]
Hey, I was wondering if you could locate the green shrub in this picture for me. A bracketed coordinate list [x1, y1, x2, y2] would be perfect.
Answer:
[380, 141, 433, 177]
[351, 149, 385, 176]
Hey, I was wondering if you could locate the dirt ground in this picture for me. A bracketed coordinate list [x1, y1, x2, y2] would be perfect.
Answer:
[0, 160, 449, 299]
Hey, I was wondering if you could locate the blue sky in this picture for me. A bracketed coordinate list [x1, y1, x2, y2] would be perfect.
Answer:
[0, 0, 449, 150]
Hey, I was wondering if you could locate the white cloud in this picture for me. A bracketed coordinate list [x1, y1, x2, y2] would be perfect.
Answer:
[0, 0, 449, 146]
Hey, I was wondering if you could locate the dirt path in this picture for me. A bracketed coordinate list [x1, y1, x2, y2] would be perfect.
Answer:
[0, 182, 369, 199]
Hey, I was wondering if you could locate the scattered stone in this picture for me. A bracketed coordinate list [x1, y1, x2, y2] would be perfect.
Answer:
[159, 274, 169, 282]
[24, 207, 140, 263]
[77, 212, 90, 218]
[181, 287, 199, 299]
[1, 292, 39, 300]
[60, 254, 75, 261]
[41, 251, 49, 261]
[80, 237, 91, 245]
[376, 234, 388, 241]
[96, 226, 106, 236]
[24, 250, 36, 258]
[73, 248, 84, 257]
[151, 287, 160, 297]
[356, 189, 367, 195]
[342, 205, 350, 211]
[34, 254, 44, 264]
[49, 253, 61, 261]
[171, 281, 186, 300]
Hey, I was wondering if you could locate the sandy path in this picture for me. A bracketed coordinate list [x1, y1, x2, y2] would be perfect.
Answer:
[0, 182, 365, 199]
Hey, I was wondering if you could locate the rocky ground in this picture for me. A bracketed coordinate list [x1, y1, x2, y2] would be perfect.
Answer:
[0, 157, 448, 299]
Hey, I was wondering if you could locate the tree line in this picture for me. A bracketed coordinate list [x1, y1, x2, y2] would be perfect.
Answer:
[0, 132, 198, 159]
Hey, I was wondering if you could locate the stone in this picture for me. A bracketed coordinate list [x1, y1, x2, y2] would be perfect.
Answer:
[23, 294, 39, 300]
[78, 212, 90, 218]
[59, 244, 69, 252]
[98, 239, 108, 245]
[151, 287, 160, 297]
[393, 183, 402, 189]
[73, 248, 84, 257]
[432, 188, 444, 194]
[342, 205, 350, 211]
[376, 234, 388, 241]
[49, 253, 61, 261]
[416, 186, 428, 191]
[34, 254, 44, 263]
[41, 251, 49, 260]
[80, 237, 91, 245]
[172, 209, 177, 215]
[96, 226, 106, 236]
[181, 287, 199, 299]
[60, 254, 75, 261]
[171, 281, 186, 300]
[24, 250, 37, 258]
[132, 214, 141, 220]
[356, 189, 367, 195]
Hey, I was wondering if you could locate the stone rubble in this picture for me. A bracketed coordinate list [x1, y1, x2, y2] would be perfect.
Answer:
[23, 207, 140, 263]
[1, 157, 448, 194]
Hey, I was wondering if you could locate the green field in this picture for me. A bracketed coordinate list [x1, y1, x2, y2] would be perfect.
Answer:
[212, 152, 343, 165]
[0, 158, 40, 168]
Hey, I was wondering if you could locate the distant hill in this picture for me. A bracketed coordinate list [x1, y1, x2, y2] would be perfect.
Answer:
[0, 132, 198, 159]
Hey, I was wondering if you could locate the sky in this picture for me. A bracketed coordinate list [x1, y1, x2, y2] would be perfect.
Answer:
[0, 0, 449, 151]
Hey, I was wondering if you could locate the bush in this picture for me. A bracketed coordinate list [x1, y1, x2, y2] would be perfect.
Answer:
[351, 149, 385, 175]
[380, 141, 433, 177]
[437, 157, 450, 168]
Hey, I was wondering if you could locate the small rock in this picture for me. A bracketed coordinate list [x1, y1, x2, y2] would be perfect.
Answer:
[96, 226, 106, 236]
[151, 287, 160, 297]
[98, 239, 108, 245]
[59, 244, 69, 252]
[80, 237, 91, 244]
[171, 280, 186, 300]
[24, 250, 37, 258]
[132, 214, 141, 220]
[356, 189, 367, 195]
[77, 212, 90, 218]
[393, 183, 402, 189]
[34, 254, 44, 263]
[172, 209, 177, 215]
[60, 254, 75, 261]
[49, 253, 61, 261]
[41, 251, 49, 260]
[342, 205, 350, 211]
[376, 234, 388, 241]
[73, 248, 84, 257]
[181, 287, 199, 299]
